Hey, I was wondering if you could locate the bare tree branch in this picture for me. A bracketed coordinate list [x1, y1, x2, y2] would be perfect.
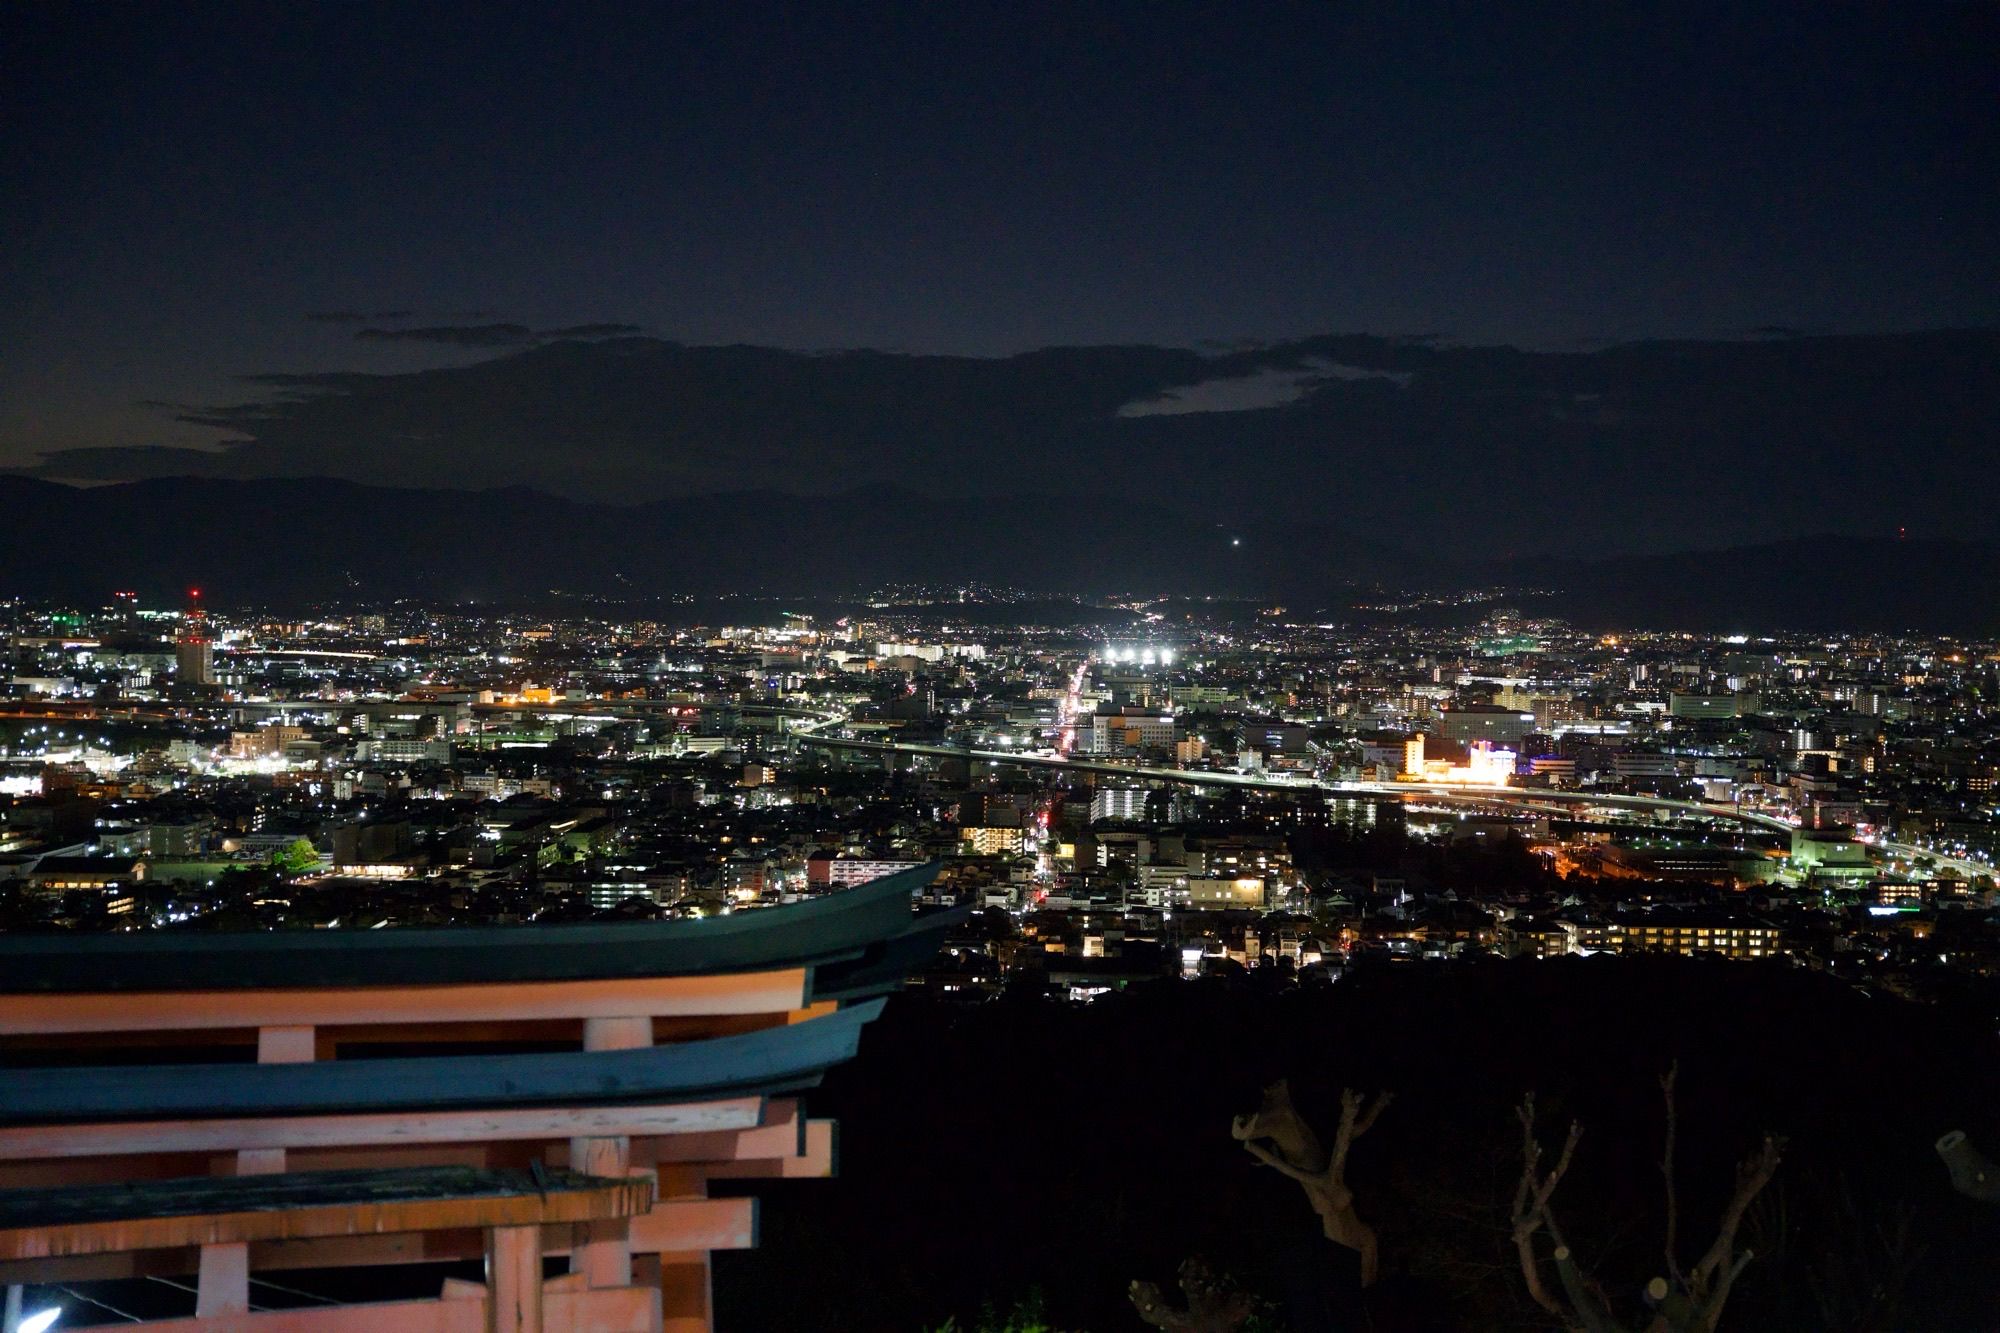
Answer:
[1660, 1061, 1684, 1287]
[1511, 1078, 1781, 1333]
[1231, 1078, 1327, 1170]
[1690, 1134, 1785, 1294]
[1233, 1080, 1392, 1287]
[1511, 1093, 1582, 1321]
[1329, 1088, 1392, 1179]
[1552, 1243, 1632, 1333]
[1240, 1136, 1319, 1184]
[1353, 1088, 1393, 1138]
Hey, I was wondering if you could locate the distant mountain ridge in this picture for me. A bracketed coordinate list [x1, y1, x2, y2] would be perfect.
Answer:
[1523, 535, 2000, 636]
[16, 329, 1999, 562]
[0, 474, 1399, 604]
[6, 475, 1999, 633]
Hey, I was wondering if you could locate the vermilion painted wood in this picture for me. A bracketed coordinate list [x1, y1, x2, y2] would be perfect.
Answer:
[0, 1097, 767, 1160]
[0, 870, 949, 1333]
[487, 1225, 542, 1333]
[0, 1167, 653, 1261]
[0, 1197, 764, 1284]
[63, 1285, 659, 1333]
[0, 970, 810, 1035]
[0, 1001, 883, 1122]
[627, 1197, 757, 1253]
[658, 1244, 715, 1333]
[648, 1099, 802, 1164]
[195, 1239, 248, 1318]
[702, 1119, 836, 1181]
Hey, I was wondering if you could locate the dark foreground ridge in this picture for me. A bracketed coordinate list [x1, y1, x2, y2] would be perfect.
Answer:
[722, 958, 2000, 1331]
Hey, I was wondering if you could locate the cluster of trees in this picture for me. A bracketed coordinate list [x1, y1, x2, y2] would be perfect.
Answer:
[721, 956, 2000, 1330]
[1136, 1068, 1784, 1333]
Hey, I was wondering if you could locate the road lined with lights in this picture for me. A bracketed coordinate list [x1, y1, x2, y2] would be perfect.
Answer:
[796, 732, 1320, 789]
[795, 732, 1811, 839]
[1333, 781, 1797, 832]
[53, 681, 1957, 878]
[1873, 838, 1995, 881]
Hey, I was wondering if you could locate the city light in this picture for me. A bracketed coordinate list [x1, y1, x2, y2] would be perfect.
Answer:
[1407, 740, 1518, 788]
[0, 15, 1985, 1325]
[1099, 645, 1175, 666]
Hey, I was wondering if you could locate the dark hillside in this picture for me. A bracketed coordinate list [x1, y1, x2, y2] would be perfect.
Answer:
[722, 959, 2000, 1330]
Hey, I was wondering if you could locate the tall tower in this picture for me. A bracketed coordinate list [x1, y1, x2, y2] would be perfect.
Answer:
[176, 588, 214, 686]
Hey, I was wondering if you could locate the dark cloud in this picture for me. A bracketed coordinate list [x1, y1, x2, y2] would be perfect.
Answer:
[1119, 363, 1331, 417]
[354, 323, 536, 347]
[10, 445, 239, 481]
[307, 310, 416, 323]
[350, 322, 643, 347]
[542, 323, 644, 339]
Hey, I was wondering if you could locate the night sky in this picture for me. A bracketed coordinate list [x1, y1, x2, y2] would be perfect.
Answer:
[3, 1, 1995, 478]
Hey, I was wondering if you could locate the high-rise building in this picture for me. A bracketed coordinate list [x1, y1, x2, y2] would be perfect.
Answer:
[176, 588, 214, 685]
[1668, 692, 1753, 720]
[1090, 787, 1148, 823]
[959, 825, 1026, 855]
[1436, 703, 1534, 748]
[1085, 710, 1176, 754]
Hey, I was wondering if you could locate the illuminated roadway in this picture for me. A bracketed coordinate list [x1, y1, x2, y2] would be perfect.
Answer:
[26, 681, 1991, 877]
[798, 732, 1322, 790]
[1340, 782, 1797, 833]
[220, 648, 382, 661]
[805, 729, 1992, 878]
[1871, 839, 1996, 881]
[770, 684, 1988, 877]
[59, 678, 1960, 869]
[793, 731, 1799, 835]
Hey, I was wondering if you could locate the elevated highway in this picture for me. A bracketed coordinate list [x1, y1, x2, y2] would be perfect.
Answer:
[796, 733, 1795, 834]
[0, 700, 183, 724]
[1873, 839, 1997, 882]
[1333, 781, 1796, 832]
[798, 732, 1319, 790]
[471, 698, 845, 732]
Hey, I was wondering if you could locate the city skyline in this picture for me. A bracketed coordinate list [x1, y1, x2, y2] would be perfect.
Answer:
[5, 579, 2000, 1329]
[6, 5, 2000, 1330]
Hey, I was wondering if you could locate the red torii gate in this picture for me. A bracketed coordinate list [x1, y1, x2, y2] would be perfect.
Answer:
[0, 865, 953, 1333]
